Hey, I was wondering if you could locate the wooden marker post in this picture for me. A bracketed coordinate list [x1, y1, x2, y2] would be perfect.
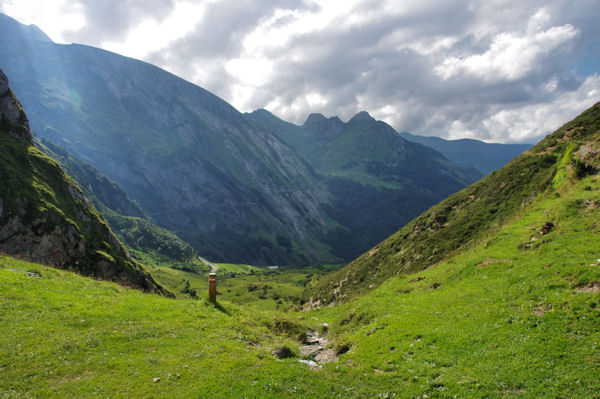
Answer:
[208, 272, 217, 303]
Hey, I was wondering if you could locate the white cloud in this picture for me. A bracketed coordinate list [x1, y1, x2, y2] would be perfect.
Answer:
[435, 10, 579, 81]
[1, 0, 85, 42]
[100, 1, 204, 60]
[448, 74, 600, 143]
[2, 0, 599, 143]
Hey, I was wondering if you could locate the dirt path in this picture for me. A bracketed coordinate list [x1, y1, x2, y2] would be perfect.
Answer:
[198, 256, 219, 273]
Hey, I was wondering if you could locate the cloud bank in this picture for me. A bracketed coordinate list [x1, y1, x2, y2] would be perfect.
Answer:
[2, 0, 599, 143]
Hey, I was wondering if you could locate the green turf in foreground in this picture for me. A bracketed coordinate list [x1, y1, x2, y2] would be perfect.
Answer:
[313, 174, 600, 397]
[1, 175, 599, 397]
[0, 257, 335, 398]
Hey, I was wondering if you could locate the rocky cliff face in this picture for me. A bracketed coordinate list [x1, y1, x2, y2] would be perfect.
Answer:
[0, 69, 32, 142]
[0, 69, 170, 295]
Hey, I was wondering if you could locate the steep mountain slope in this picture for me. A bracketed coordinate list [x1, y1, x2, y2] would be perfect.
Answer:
[307, 102, 600, 304]
[37, 138, 196, 263]
[247, 109, 481, 259]
[400, 131, 532, 175]
[0, 13, 335, 266]
[0, 69, 169, 295]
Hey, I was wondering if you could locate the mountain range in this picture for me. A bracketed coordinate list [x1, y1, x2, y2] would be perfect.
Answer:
[308, 102, 600, 304]
[0, 13, 528, 266]
[399, 131, 532, 175]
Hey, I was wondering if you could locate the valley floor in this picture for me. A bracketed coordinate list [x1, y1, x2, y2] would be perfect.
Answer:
[1, 175, 599, 398]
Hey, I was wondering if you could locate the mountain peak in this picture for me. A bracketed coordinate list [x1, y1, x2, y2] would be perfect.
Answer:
[303, 112, 327, 126]
[249, 108, 273, 117]
[302, 113, 344, 139]
[348, 110, 375, 124]
[0, 13, 53, 43]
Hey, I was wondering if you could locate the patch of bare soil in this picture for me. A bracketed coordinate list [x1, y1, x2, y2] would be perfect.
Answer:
[476, 258, 513, 268]
[576, 282, 600, 293]
[533, 304, 554, 316]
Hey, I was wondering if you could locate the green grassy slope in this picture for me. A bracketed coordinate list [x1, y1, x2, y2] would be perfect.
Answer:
[0, 257, 307, 397]
[307, 103, 600, 304]
[1, 165, 598, 397]
[312, 170, 600, 397]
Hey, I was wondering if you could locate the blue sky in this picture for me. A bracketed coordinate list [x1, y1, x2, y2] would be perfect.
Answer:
[1, 0, 599, 143]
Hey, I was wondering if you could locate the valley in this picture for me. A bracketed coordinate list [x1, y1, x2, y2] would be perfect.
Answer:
[0, 12, 483, 266]
[0, 8, 599, 398]
[2, 99, 599, 396]
[1, 166, 599, 397]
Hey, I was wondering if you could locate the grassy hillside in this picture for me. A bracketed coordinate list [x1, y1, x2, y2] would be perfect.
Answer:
[307, 103, 600, 304]
[0, 256, 316, 397]
[1, 165, 598, 397]
[313, 169, 600, 397]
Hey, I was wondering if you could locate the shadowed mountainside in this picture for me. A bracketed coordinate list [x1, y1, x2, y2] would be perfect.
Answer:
[0, 68, 171, 296]
[247, 109, 481, 259]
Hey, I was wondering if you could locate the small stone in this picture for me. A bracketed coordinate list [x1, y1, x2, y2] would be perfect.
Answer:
[539, 221, 554, 235]
[298, 359, 320, 368]
[273, 346, 295, 359]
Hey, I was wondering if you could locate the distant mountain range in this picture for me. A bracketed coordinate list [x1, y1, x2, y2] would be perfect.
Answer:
[0, 12, 528, 265]
[246, 109, 481, 258]
[399, 132, 532, 175]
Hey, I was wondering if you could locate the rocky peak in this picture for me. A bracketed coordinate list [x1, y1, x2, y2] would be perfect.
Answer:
[348, 110, 375, 125]
[303, 112, 327, 127]
[302, 113, 344, 140]
[0, 69, 32, 142]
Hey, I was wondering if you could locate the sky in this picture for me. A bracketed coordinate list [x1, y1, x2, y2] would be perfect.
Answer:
[1, 0, 599, 143]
